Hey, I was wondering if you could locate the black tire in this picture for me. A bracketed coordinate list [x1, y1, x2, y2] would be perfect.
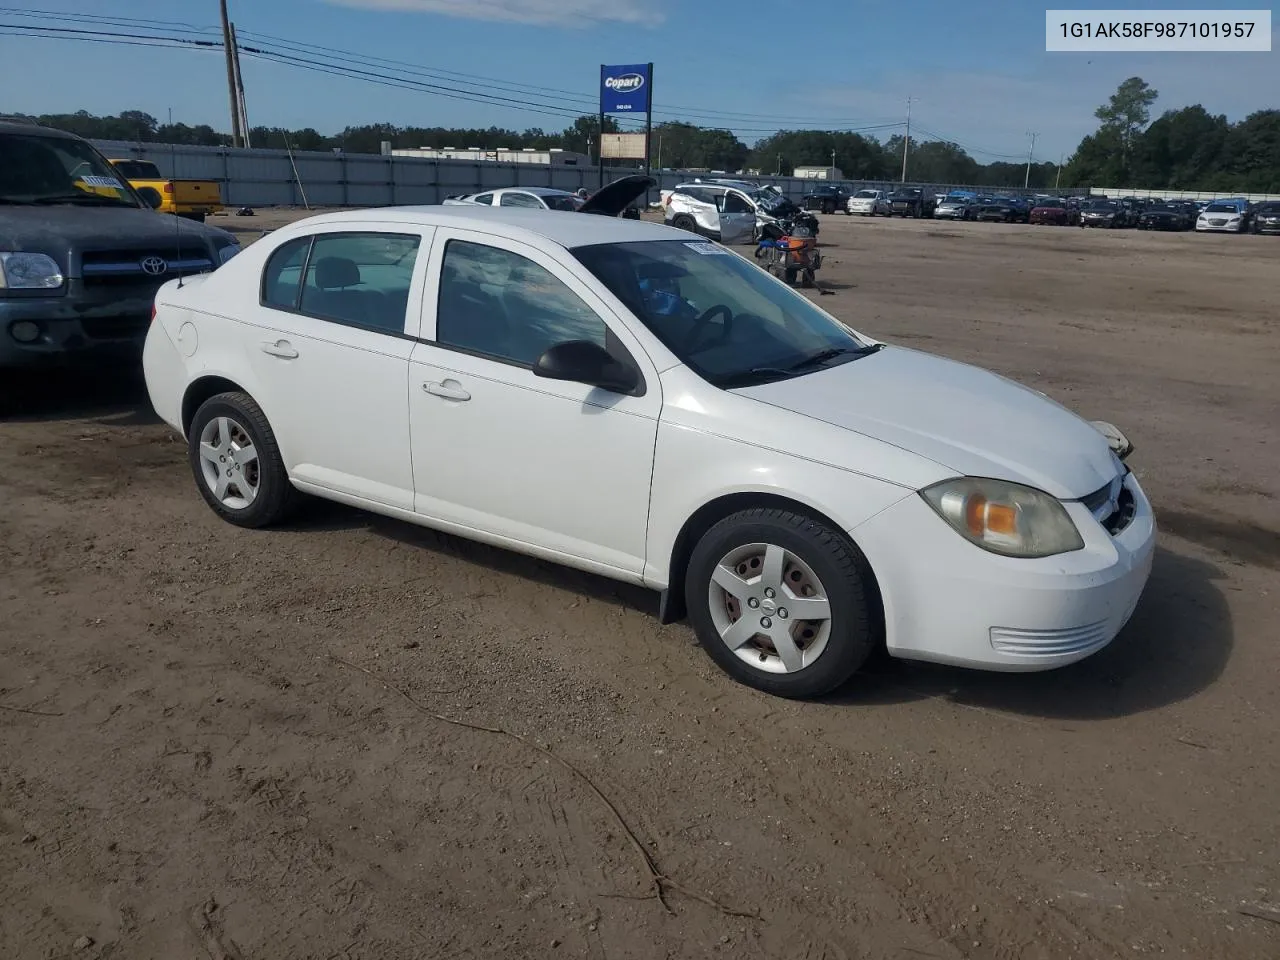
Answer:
[686, 508, 877, 698]
[671, 214, 697, 232]
[783, 267, 798, 284]
[801, 268, 816, 288]
[188, 391, 300, 529]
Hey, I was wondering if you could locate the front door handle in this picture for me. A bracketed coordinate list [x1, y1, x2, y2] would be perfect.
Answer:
[261, 340, 299, 359]
[423, 380, 471, 402]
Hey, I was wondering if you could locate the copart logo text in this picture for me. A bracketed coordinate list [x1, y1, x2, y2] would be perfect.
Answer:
[605, 73, 645, 93]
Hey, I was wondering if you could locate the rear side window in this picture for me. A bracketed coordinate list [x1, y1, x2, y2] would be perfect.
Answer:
[261, 232, 420, 335]
[472, 193, 494, 205]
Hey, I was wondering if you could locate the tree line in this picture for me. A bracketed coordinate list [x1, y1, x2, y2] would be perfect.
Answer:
[15, 79, 1278, 192]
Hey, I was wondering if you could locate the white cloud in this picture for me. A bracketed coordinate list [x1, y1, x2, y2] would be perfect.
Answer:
[324, 0, 664, 28]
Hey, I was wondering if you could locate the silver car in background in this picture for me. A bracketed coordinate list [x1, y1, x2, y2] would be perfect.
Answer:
[846, 189, 889, 216]
[933, 198, 972, 220]
[442, 187, 585, 211]
[661, 182, 758, 244]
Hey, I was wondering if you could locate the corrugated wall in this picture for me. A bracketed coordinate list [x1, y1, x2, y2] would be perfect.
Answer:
[92, 139, 1093, 208]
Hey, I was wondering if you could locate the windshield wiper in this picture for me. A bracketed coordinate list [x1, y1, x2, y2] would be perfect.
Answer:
[29, 194, 134, 207]
[786, 343, 883, 372]
[724, 344, 884, 388]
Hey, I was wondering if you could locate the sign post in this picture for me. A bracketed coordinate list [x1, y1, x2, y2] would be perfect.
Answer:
[599, 63, 653, 192]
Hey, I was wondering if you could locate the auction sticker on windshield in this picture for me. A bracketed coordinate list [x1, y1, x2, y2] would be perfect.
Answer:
[1046, 9, 1271, 50]
[79, 176, 126, 188]
[684, 242, 732, 255]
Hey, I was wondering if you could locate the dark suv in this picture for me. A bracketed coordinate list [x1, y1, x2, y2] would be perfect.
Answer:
[0, 120, 241, 369]
[886, 187, 936, 218]
[801, 183, 852, 214]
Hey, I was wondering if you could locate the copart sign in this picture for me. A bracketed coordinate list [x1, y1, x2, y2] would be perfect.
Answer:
[600, 63, 652, 113]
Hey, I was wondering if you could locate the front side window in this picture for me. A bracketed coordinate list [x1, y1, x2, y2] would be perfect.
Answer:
[436, 240, 607, 366]
[574, 239, 875, 389]
[723, 192, 752, 214]
[499, 192, 541, 208]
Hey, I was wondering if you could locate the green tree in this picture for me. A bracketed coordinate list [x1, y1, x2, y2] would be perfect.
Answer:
[1094, 77, 1158, 173]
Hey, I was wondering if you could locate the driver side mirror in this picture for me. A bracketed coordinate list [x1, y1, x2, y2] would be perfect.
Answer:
[137, 186, 163, 210]
[533, 340, 639, 394]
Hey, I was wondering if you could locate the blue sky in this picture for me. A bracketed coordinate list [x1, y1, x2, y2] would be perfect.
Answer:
[1, 0, 1275, 162]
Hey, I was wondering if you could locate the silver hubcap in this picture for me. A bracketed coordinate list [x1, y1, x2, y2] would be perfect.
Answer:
[707, 543, 833, 674]
[197, 415, 260, 509]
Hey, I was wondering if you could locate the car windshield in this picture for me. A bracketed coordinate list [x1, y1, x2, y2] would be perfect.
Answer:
[544, 194, 584, 212]
[0, 132, 141, 207]
[1146, 203, 1177, 212]
[1036, 200, 1064, 208]
[854, 190, 878, 198]
[1088, 200, 1118, 210]
[1256, 203, 1280, 213]
[750, 189, 788, 213]
[573, 239, 876, 389]
[1203, 202, 1237, 213]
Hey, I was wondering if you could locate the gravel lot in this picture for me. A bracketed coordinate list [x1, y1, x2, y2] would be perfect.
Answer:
[2, 211, 1278, 960]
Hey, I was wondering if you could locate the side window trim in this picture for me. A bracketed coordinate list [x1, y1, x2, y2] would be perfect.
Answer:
[420, 230, 648, 396]
[258, 228, 428, 340]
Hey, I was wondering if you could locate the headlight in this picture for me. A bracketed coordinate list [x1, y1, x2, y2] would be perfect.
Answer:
[216, 242, 241, 265]
[0, 252, 64, 290]
[921, 477, 1085, 558]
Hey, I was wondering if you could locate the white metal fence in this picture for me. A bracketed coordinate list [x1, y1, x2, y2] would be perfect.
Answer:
[92, 139, 1091, 208]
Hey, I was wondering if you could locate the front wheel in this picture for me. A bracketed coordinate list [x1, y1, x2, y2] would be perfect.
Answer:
[188, 392, 300, 528]
[686, 508, 877, 698]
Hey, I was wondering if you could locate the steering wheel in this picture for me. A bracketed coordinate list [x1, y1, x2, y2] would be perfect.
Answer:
[683, 304, 733, 353]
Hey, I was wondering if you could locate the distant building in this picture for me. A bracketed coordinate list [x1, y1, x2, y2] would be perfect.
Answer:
[793, 165, 843, 180]
[391, 146, 590, 166]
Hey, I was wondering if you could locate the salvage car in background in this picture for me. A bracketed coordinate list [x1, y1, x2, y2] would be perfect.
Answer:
[1250, 201, 1280, 234]
[1079, 199, 1131, 228]
[932, 196, 972, 220]
[802, 183, 851, 214]
[1196, 198, 1251, 233]
[886, 187, 935, 218]
[443, 187, 585, 212]
[0, 119, 240, 370]
[142, 204, 1154, 699]
[108, 158, 224, 222]
[662, 182, 758, 243]
[1136, 201, 1195, 231]
[1029, 198, 1078, 226]
[846, 189, 890, 216]
[972, 196, 1023, 223]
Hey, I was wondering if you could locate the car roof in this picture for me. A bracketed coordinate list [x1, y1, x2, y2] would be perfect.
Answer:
[280, 205, 691, 249]
[0, 120, 80, 139]
[489, 186, 578, 197]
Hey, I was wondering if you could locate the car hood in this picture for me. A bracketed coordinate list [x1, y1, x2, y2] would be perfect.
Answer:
[0, 205, 228, 261]
[579, 175, 655, 216]
[733, 346, 1119, 499]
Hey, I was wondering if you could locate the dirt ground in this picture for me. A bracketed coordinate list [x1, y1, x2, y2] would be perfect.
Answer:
[2, 212, 1278, 960]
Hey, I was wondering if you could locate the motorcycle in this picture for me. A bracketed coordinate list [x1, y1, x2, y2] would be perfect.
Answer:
[754, 217, 822, 287]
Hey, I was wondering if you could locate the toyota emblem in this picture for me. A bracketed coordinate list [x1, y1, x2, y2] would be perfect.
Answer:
[140, 256, 168, 276]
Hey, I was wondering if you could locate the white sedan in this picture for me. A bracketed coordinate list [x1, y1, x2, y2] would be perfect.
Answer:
[442, 186, 584, 212]
[143, 206, 1155, 698]
[846, 189, 889, 216]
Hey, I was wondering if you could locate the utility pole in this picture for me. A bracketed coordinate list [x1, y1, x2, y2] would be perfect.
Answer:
[219, 0, 242, 147]
[831, 147, 836, 179]
[1055, 152, 1064, 189]
[776, 152, 782, 176]
[229, 22, 251, 148]
[901, 97, 918, 183]
[1024, 131, 1039, 189]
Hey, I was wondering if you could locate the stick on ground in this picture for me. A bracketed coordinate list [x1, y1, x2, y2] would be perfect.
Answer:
[328, 654, 760, 921]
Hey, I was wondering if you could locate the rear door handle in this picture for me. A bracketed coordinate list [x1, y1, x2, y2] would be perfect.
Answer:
[261, 340, 299, 359]
[423, 380, 471, 402]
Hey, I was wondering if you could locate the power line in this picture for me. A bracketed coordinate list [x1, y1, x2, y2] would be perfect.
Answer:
[0, 5, 913, 132]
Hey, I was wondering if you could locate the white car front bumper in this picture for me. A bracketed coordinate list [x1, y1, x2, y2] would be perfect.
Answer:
[1196, 220, 1244, 232]
[852, 471, 1156, 671]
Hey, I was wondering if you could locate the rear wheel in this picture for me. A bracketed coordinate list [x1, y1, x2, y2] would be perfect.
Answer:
[686, 508, 877, 698]
[672, 214, 697, 232]
[188, 392, 299, 529]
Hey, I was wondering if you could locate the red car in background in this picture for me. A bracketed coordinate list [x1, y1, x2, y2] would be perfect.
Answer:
[1029, 198, 1079, 226]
